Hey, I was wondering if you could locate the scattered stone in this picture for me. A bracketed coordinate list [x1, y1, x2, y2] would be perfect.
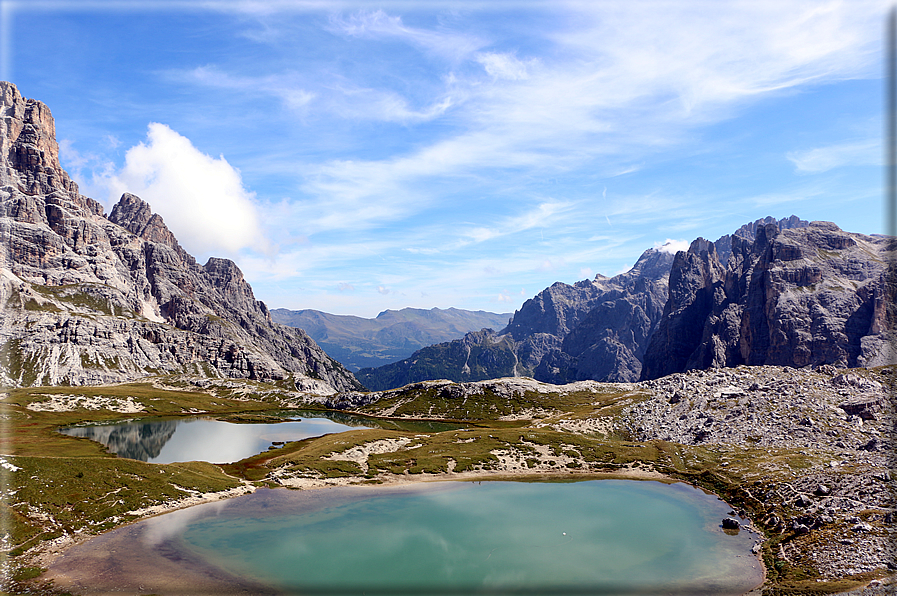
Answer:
[795, 494, 813, 508]
[859, 438, 880, 452]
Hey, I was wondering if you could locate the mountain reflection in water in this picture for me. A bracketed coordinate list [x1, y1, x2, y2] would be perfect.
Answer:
[59, 411, 459, 464]
[62, 419, 179, 460]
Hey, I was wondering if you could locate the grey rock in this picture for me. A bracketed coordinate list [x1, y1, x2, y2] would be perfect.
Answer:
[0, 81, 361, 393]
[839, 395, 886, 421]
[641, 220, 896, 380]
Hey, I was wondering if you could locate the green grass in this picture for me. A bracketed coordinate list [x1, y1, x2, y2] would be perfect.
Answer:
[0, 374, 890, 595]
[356, 382, 647, 423]
[4, 455, 241, 555]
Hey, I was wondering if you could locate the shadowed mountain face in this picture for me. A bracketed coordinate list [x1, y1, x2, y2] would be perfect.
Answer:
[358, 216, 895, 391]
[0, 81, 361, 393]
[358, 248, 676, 390]
[640, 221, 897, 379]
[271, 307, 512, 371]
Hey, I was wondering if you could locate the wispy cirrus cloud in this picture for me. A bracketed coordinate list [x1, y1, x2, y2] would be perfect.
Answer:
[183, 66, 316, 110]
[458, 201, 576, 247]
[175, 65, 454, 123]
[476, 52, 533, 81]
[787, 139, 880, 173]
[326, 9, 487, 62]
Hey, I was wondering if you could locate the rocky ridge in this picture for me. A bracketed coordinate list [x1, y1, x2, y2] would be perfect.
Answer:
[0, 81, 360, 392]
[357, 247, 675, 390]
[357, 215, 885, 391]
[641, 221, 896, 379]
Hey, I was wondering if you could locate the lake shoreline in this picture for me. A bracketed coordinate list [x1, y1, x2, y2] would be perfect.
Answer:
[33, 467, 769, 596]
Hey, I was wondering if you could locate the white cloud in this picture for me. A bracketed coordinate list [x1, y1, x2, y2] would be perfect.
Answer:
[328, 9, 486, 62]
[106, 123, 264, 257]
[787, 139, 880, 173]
[476, 52, 531, 80]
[655, 239, 690, 254]
[183, 66, 316, 111]
[456, 201, 575, 247]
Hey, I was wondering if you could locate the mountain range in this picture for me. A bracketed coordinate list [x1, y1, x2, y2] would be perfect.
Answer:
[0, 81, 360, 393]
[358, 216, 896, 390]
[1, 79, 893, 397]
[270, 307, 512, 371]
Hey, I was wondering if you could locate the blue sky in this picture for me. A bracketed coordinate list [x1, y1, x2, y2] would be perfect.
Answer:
[1, 1, 887, 317]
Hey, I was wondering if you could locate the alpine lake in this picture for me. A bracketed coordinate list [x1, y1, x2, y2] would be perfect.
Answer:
[49, 410, 764, 595]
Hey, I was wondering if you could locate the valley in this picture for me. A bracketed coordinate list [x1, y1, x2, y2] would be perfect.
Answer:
[1, 363, 894, 594]
[271, 307, 512, 371]
[0, 80, 894, 594]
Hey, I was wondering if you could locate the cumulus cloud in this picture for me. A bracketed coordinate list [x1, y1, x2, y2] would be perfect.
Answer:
[106, 123, 264, 257]
[655, 239, 689, 254]
[377, 285, 391, 295]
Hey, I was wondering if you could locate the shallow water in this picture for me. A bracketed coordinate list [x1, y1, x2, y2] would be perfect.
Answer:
[48, 480, 763, 595]
[59, 410, 458, 464]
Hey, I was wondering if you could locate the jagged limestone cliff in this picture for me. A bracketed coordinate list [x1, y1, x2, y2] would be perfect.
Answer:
[0, 81, 361, 392]
[359, 217, 894, 390]
[641, 221, 897, 379]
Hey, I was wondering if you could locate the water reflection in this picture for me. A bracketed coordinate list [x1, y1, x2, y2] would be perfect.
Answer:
[59, 410, 459, 464]
[61, 419, 179, 461]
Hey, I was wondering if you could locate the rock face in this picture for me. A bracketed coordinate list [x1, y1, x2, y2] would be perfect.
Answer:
[356, 329, 520, 390]
[640, 221, 896, 379]
[359, 215, 893, 391]
[0, 81, 361, 392]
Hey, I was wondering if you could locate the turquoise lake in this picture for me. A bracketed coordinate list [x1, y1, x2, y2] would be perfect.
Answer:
[102, 480, 764, 595]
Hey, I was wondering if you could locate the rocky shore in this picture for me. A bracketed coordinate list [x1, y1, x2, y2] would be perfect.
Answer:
[617, 365, 895, 583]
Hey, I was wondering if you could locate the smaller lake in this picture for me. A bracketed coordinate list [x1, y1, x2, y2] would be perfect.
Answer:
[59, 410, 458, 464]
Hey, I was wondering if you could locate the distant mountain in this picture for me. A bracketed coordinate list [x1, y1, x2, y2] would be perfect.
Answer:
[0, 81, 360, 392]
[357, 216, 894, 391]
[358, 247, 674, 390]
[271, 307, 512, 371]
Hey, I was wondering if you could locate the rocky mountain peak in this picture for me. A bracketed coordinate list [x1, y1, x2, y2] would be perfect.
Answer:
[108, 193, 185, 256]
[625, 249, 675, 281]
[734, 214, 809, 241]
[0, 82, 360, 392]
[1, 81, 77, 197]
[641, 219, 895, 380]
